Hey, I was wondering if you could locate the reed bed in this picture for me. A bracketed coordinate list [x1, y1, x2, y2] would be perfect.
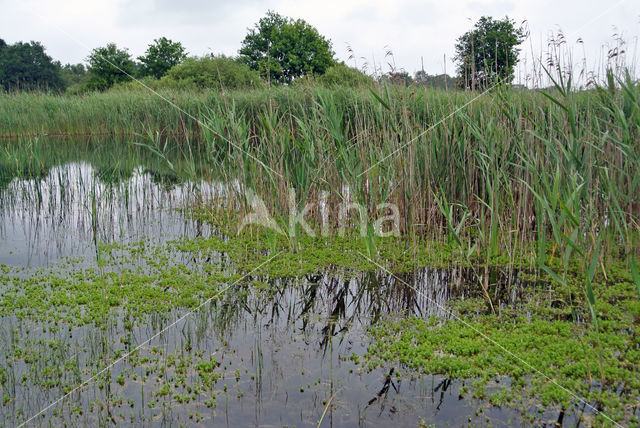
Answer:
[2, 73, 639, 268]
[198, 77, 640, 269]
[2, 71, 640, 426]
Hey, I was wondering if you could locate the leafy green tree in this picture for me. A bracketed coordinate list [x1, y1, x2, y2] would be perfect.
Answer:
[138, 37, 187, 79]
[86, 43, 136, 90]
[454, 16, 525, 89]
[239, 11, 335, 84]
[160, 56, 262, 90]
[58, 63, 88, 88]
[0, 39, 64, 91]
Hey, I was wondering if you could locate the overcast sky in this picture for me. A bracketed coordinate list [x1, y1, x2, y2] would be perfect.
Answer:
[1, 0, 638, 84]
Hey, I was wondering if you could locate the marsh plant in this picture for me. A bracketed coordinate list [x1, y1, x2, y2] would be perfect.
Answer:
[1, 45, 639, 426]
[238, 187, 400, 238]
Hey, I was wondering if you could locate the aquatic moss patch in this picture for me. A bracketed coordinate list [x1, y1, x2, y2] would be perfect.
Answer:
[0, 242, 240, 327]
[359, 288, 640, 426]
[1, 219, 638, 426]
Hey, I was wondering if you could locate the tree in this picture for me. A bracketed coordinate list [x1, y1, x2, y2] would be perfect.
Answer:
[86, 43, 136, 90]
[138, 37, 187, 79]
[58, 63, 88, 89]
[384, 71, 413, 86]
[239, 11, 335, 84]
[454, 16, 525, 90]
[0, 40, 64, 91]
[414, 71, 455, 90]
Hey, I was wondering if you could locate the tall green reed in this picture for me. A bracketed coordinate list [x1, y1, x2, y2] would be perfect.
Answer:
[4, 76, 639, 266]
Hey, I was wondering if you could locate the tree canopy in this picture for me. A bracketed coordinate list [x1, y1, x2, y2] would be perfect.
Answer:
[454, 16, 525, 89]
[86, 43, 136, 90]
[59, 63, 88, 88]
[138, 37, 187, 79]
[239, 11, 335, 84]
[0, 39, 64, 91]
[414, 71, 455, 90]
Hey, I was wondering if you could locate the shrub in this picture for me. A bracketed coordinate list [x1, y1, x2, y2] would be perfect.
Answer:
[110, 76, 161, 92]
[160, 56, 263, 90]
[319, 63, 373, 88]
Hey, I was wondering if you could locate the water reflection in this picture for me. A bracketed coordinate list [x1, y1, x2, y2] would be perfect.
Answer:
[0, 262, 544, 426]
[0, 162, 218, 266]
[0, 150, 577, 426]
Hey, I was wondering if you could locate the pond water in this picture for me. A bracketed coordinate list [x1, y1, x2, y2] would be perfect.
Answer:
[0, 162, 219, 267]
[0, 155, 589, 426]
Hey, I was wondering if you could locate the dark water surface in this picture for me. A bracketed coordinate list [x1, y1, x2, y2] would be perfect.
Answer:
[0, 162, 218, 267]
[0, 161, 584, 426]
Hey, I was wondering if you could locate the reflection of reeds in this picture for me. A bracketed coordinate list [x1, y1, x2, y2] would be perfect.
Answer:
[3, 74, 639, 265]
[238, 267, 519, 337]
[0, 156, 219, 266]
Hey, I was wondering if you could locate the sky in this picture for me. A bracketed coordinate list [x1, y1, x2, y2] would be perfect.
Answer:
[1, 0, 638, 85]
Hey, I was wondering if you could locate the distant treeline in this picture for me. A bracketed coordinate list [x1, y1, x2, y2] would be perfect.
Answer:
[0, 13, 533, 94]
[0, 36, 456, 94]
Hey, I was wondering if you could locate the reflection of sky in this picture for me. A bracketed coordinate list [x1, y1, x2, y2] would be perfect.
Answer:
[0, 160, 547, 426]
[0, 162, 218, 267]
[0, 262, 534, 425]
